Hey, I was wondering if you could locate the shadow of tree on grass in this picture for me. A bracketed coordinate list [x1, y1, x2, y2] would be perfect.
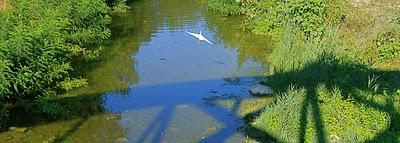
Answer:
[243, 53, 400, 142]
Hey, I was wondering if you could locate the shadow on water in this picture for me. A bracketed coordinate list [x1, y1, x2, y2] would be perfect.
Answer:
[240, 53, 400, 142]
[1, 77, 273, 143]
[1, 92, 127, 142]
[102, 77, 267, 143]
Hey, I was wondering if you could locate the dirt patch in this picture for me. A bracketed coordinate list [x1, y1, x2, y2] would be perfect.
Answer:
[0, 0, 9, 10]
[341, 0, 400, 49]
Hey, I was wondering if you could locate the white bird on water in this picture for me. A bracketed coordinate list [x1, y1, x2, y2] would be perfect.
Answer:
[186, 31, 213, 45]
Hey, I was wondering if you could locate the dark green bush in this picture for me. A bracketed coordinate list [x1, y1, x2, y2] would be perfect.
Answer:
[0, 105, 8, 127]
[107, 0, 130, 13]
[0, 0, 112, 124]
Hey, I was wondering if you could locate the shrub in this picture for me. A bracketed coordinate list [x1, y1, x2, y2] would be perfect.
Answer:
[243, 0, 347, 39]
[202, 0, 348, 38]
[0, 105, 8, 128]
[0, 0, 111, 120]
[107, 0, 130, 13]
[201, 0, 242, 16]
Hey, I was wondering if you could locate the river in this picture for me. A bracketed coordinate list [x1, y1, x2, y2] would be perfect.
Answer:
[0, 0, 272, 142]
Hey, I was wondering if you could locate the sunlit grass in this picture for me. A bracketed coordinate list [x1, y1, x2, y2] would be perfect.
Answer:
[202, 0, 400, 141]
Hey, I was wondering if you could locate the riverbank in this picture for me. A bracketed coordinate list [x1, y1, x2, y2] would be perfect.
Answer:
[202, 0, 400, 142]
[0, 0, 131, 129]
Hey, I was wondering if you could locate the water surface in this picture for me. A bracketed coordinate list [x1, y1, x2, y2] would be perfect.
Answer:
[0, 0, 272, 142]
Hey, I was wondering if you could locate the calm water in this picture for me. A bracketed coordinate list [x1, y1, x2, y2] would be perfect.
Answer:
[0, 0, 271, 142]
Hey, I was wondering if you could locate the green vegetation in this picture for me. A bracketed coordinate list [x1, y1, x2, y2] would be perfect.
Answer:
[0, 0, 159, 141]
[372, 29, 400, 63]
[203, 0, 346, 38]
[202, 0, 400, 142]
[258, 27, 399, 142]
[243, 0, 346, 38]
[0, 0, 129, 128]
[200, 0, 242, 16]
[107, 0, 130, 13]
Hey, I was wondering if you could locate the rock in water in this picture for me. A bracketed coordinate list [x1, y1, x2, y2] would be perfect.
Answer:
[250, 84, 273, 96]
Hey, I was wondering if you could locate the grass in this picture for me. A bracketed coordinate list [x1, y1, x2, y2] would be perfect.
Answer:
[250, 27, 399, 142]
[202, 0, 400, 142]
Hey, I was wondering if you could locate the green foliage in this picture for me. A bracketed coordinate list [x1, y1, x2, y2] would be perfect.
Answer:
[256, 85, 389, 143]
[65, 0, 111, 47]
[373, 30, 400, 63]
[202, 0, 347, 38]
[108, 0, 130, 14]
[36, 91, 65, 116]
[201, 0, 242, 16]
[0, 0, 112, 123]
[252, 27, 400, 142]
[0, 105, 8, 127]
[58, 78, 88, 91]
[242, 0, 346, 38]
[0, 59, 11, 96]
[359, 8, 400, 66]
[203, 0, 399, 141]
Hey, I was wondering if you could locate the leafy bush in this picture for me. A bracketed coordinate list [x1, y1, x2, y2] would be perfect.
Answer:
[243, 0, 347, 38]
[58, 78, 88, 91]
[0, 104, 8, 127]
[202, 0, 347, 39]
[107, 0, 130, 13]
[0, 0, 112, 124]
[201, 0, 242, 16]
